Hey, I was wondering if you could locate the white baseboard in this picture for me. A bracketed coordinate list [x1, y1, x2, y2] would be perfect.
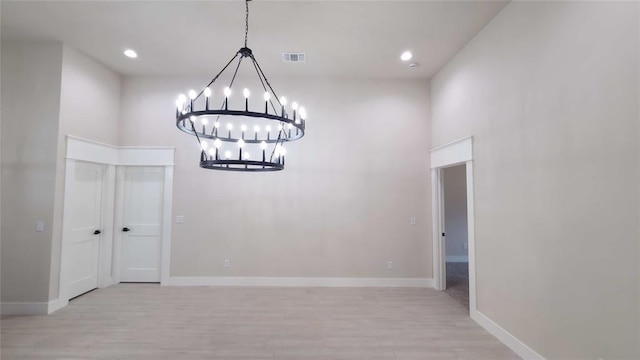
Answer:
[445, 255, 468, 263]
[164, 276, 433, 288]
[1, 302, 49, 315]
[1, 298, 69, 315]
[471, 309, 545, 360]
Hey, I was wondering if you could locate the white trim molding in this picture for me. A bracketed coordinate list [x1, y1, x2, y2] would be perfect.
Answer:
[1, 298, 68, 315]
[66, 136, 118, 164]
[66, 136, 175, 166]
[430, 136, 473, 169]
[471, 310, 546, 360]
[164, 277, 433, 288]
[1, 302, 50, 315]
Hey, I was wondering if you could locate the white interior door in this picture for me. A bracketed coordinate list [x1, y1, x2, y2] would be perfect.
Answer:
[120, 166, 164, 282]
[67, 161, 104, 299]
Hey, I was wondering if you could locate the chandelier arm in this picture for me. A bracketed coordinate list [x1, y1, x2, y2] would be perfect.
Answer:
[194, 51, 241, 101]
[250, 54, 283, 107]
[249, 56, 281, 116]
[189, 117, 205, 158]
[210, 55, 245, 135]
[250, 54, 290, 158]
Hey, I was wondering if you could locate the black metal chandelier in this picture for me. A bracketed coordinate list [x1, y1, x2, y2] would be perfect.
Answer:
[175, 0, 306, 172]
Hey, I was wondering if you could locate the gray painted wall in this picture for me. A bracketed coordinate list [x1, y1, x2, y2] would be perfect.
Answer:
[431, 1, 639, 358]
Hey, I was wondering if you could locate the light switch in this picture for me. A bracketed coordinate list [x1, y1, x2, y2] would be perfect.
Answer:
[175, 216, 184, 224]
[35, 221, 44, 232]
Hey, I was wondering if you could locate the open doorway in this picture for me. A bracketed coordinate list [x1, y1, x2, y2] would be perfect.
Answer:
[442, 165, 469, 308]
[430, 136, 477, 315]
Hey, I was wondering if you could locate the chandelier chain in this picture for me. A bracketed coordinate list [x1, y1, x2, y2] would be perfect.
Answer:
[244, 0, 249, 48]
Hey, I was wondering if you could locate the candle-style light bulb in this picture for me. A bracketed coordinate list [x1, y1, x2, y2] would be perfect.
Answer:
[223, 87, 231, 110]
[204, 88, 211, 110]
[280, 96, 287, 117]
[237, 139, 245, 148]
[277, 123, 283, 131]
[208, 148, 215, 158]
[244, 152, 250, 160]
[190, 116, 196, 123]
[299, 107, 306, 119]
[227, 123, 233, 130]
[266, 125, 272, 140]
[243, 88, 250, 111]
[291, 102, 299, 122]
[254, 125, 260, 132]
[214, 138, 222, 148]
[224, 150, 232, 159]
[241, 124, 247, 132]
[201, 141, 208, 151]
[176, 94, 186, 110]
[215, 122, 220, 128]
[260, 141, 267, 161]
[263, 92, 271, 113]
[201, 118, 208, 133]
[188, 90, 197, 100]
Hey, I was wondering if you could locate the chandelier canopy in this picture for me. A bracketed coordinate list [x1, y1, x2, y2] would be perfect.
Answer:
[175, 0, 306, 172]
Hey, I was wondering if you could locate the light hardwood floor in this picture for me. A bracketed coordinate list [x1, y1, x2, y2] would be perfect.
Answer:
[1, 284, 519, 359]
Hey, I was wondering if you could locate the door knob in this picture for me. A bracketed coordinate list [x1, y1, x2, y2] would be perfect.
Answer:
[93, 230, 101, 235]
[122, 227, 131, 232]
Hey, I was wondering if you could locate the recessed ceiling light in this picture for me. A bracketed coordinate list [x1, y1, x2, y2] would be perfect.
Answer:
[400, 51, 412, 61]
[123, 49, 138, 58]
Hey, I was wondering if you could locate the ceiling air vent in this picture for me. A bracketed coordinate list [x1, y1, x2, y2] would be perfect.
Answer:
[282, 53, 306, 63]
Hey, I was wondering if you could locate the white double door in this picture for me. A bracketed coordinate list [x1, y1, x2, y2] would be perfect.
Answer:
[119, 166, 164, 283]
[66, 163, 165, 299]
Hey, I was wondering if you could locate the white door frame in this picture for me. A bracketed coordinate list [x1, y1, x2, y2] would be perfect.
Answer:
[58, 136, 174, 310]
[430, 136, 476, 313]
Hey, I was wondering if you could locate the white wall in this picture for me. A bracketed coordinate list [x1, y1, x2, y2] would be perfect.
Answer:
[431, 2, 639, 358]
[443, 165, 467, 261]
[119, 76, 432, 279]
[1, 41, 63, 302]
[49, 45, 122, 300]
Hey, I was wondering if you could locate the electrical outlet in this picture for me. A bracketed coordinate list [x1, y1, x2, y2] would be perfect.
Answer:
[462, 243, 468, 250]
[410, 217, 416, 225]
[224, 259, 230, 268]
[35, 221, 44, 232]
[387, 261, 393, 270]
[175, 216, 184, 224]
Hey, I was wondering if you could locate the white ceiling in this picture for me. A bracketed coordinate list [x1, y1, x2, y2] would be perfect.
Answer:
[1, 1, 508, 79]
